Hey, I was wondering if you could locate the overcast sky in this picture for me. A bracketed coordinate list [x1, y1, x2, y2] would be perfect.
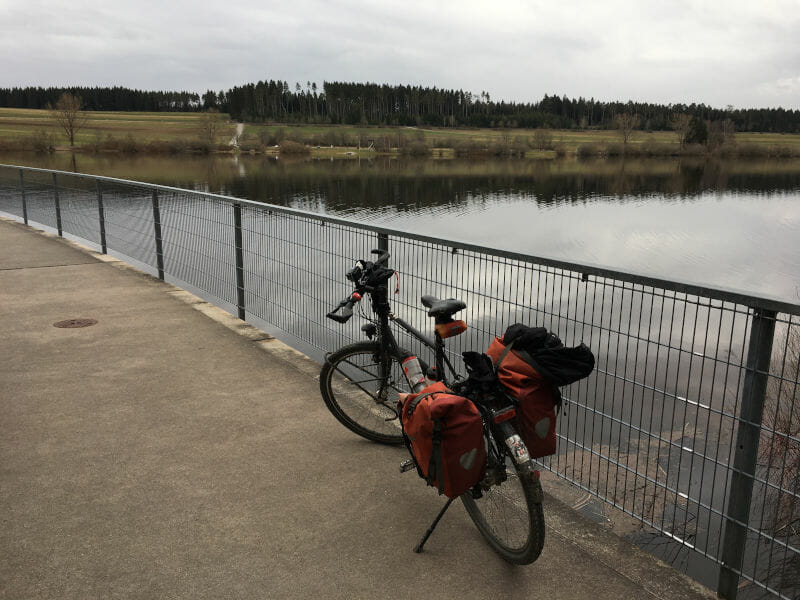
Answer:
[2, 0, 798, 109]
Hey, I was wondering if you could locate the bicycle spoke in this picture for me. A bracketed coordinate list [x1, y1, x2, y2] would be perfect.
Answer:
[320, 342, 408, 443]
[330, 360, 402, 418]
[462, 455, 544, 563]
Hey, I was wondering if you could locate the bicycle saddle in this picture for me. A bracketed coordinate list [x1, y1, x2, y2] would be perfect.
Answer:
[421, 295, 466, 318]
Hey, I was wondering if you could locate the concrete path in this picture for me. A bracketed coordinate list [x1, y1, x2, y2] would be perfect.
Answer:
[0, 218, 715, 600]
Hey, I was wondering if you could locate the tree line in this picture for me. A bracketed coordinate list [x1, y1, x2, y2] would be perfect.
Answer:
[2, 82, 799, 133]
[0, 86, 201, 112]
[220, 81, 800, 133]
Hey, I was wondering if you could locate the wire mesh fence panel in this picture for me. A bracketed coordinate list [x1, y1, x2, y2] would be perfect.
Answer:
[240, 209, 380, 358]
[158, 191, 238, 309]
[53, 173, 102, 247]
[99, 181, 160, 274]
[0, 168, 23, 217]
[1, 163, 799, 599]
[743, 313, 800, 598]
[18, 170, 60, 232]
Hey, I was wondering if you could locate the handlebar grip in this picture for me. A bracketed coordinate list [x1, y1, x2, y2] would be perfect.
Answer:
[327, 299, 356, 323]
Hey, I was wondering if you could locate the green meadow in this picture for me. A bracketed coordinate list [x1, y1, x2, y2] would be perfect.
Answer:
[1, 107, 799, 158]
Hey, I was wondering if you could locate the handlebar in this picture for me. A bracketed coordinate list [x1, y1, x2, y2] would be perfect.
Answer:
[327, 249, 392, 324]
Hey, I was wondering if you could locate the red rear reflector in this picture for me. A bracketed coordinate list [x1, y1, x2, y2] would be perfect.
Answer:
[351, 292, 362, 301]
[493, 408, 516, 424]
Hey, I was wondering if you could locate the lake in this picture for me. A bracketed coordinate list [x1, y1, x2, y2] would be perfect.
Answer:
[2, 151, 799, 302]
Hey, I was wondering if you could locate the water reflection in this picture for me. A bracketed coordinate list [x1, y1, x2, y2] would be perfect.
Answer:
[5, 152, 800, 201]
[218, 157, 800, 211]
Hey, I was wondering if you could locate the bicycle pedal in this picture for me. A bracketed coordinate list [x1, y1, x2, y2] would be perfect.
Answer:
[399, 459, 416, 473]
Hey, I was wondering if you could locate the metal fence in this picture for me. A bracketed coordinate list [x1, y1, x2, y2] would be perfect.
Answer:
[1, 164, 798, 599]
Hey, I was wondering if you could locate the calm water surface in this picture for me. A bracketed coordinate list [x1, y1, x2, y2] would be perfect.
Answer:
[3, 151, 800, 302]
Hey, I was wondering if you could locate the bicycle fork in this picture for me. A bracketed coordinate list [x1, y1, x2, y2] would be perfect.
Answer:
[492, 418, 544, 504]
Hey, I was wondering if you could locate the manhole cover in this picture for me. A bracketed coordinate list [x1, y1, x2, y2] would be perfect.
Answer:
[53, 318, 98, 329]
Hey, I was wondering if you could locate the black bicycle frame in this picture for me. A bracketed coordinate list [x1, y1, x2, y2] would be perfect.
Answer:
[368, 282, 459, 386]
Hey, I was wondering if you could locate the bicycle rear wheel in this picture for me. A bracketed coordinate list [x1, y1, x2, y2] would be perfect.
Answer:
[319, 341, 407, 445]
[461, 457, 545, 564]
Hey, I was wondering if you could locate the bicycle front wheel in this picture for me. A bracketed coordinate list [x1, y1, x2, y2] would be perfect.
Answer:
[319, 341, 408, 445]
[461, 459, 545, 564]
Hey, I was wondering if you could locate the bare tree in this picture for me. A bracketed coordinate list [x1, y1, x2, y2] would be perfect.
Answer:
[197, 109, 226, 146]
[615, 113, 640, 145]
[707, 118, 736, 149]
[533, 129, 554, 150]
[670, 113, 692, 149]
[49, 92, 88, 147]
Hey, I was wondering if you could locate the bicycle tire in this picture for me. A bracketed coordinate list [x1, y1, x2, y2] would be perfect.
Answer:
[320, 341, 409, 445]
[461, 458, 545, 564]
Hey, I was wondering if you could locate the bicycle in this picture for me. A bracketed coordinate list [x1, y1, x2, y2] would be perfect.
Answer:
[320, 249, 545, 565]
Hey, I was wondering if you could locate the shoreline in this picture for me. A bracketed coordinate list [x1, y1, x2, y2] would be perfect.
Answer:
[2, 107, 800, 160]
[3, 144, 798, 161]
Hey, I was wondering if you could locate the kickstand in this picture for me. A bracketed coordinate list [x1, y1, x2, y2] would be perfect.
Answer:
[413, 497, 455, 553]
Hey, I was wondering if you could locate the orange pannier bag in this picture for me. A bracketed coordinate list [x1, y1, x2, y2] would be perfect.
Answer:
[486, 338, 557, 459]
[400, 381, 487, 498]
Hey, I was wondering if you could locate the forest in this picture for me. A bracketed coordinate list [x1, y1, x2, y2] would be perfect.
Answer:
[0, 86, 202, 113]
[1, 81, 798, 133]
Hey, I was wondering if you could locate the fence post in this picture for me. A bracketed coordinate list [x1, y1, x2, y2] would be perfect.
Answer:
[19, 169, 28, 225]
[233, 202, 246, 320]
[378, 232, 389, 253]
[151, 189, 165, 280]
[717, 307, 776, 599]
[52, 173, 62, 236]
[96, 180, 107, 254]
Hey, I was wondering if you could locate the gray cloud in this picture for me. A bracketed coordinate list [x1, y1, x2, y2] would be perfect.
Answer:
[1, 0, 798, 108]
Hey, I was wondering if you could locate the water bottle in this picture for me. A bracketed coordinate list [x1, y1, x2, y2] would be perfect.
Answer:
[401, 354, 427, 392]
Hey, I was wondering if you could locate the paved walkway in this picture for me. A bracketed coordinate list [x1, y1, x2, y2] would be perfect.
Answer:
[0, 217, 715, 600]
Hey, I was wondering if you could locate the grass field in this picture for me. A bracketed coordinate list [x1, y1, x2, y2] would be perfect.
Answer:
[1, 107, 799, 157]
